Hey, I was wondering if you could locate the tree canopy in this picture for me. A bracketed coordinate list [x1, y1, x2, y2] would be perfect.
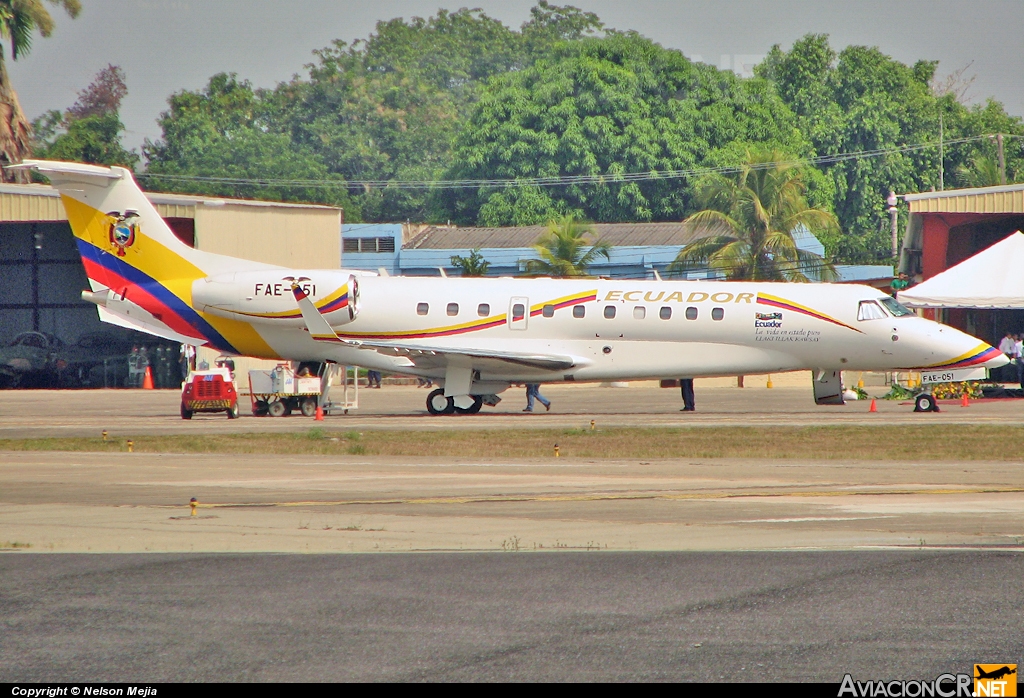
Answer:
[35, 6, 1021, 262]
[32, 64, 138, 169]
[756, 34, 1024, 262]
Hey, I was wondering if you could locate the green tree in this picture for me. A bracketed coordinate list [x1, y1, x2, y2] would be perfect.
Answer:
[436, 33, 809, 226]
[144, 73, 355, 212]
[449, 248, 490, 276]
[32, 65, 138, 168]
[524, 216, 611, 277]
[756, 34, 1024, 262]
[669, 148, 838, 282]
[958, 154, 1003, 188]
[0, 0, 81, 180]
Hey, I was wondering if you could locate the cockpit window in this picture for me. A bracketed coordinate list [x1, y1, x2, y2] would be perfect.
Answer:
[857, 300, 887, 321]
[879, 297, 914, 317]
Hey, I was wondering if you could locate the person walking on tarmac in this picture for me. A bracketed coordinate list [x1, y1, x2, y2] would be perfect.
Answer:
[524, 383, 551, 412]
[679, 378, 695, 412]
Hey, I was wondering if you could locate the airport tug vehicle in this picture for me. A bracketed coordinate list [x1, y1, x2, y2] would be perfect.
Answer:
[180, 367, 239, 419]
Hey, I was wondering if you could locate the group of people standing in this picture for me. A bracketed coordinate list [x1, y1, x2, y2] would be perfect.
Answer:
[998, 332, 1024, 388]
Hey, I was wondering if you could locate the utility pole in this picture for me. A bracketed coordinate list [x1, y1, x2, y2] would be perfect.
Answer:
[997, 133, 1006, 185]
[888, 191, 899, 258]
[938, 112, 944, 191]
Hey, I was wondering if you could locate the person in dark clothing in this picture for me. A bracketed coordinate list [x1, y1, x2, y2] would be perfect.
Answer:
[680, 378, 695, 411]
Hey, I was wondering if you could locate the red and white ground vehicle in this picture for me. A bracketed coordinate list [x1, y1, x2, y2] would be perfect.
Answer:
[180, 368, 239, 419]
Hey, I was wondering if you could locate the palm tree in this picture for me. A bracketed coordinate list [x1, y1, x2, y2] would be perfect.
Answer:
[958, 154, 1003, 188]
[524, 216, 611, 277]
[0, 0, 81, 181]
[449, 248, 490, 276]
[669, 148, 839, 282]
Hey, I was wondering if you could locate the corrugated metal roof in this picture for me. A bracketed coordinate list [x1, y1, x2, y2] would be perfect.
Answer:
[0, 182, 339, 222]
[406, 222, 711, 249]
[905, 183, 1024, 214]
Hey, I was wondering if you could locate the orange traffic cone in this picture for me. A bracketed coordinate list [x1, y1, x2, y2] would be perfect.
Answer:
[315, 405, 324, 421]
[868, 398, 877, 413]
[961, 393, 969, 407]
[142, 366, 155, 390]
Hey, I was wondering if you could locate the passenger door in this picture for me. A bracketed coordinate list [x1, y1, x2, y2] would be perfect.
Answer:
[508, 297, 529, 331]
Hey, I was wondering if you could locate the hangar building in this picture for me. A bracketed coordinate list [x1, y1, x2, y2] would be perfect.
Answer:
[899, 182, 1024, 344]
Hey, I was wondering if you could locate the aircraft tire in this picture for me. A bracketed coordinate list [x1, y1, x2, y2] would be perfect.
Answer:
[268, 400, 287, 418]
[913, 393, 938, 412]
[454, 395, 484, 414]
[426, 388, 455, 415]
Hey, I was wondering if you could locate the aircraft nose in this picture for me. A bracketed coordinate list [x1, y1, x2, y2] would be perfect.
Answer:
[922, 327, 1007, 371]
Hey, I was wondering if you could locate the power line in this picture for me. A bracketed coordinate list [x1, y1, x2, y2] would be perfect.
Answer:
[135, 134, 1010, 192]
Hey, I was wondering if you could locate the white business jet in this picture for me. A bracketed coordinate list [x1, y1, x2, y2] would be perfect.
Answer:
[17, 160, 1007, 414]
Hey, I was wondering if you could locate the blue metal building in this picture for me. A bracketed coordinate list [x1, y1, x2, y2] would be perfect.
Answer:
[341, 222, 891, 283]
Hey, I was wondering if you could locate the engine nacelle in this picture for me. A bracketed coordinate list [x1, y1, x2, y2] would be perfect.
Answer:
[193, 270, 359, 327]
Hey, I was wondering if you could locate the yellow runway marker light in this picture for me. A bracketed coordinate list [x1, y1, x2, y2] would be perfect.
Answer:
[101, 430, 108, 441]
[126, 439, 134, 453]
[554, 444, 560, 458]
[190, 498, 197, 516]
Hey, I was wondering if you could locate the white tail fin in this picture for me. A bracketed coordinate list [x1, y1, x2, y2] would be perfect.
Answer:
[15, 160, 277, 353]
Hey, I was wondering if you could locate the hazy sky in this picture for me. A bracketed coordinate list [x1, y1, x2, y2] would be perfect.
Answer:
[11, 0, 1024, 151]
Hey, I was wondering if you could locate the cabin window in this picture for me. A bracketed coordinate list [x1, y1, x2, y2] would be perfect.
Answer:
[416, 302, 429, 316]
[633, 306, 646, 320]
[512, 303, 526, 321]
[711, 307, 725, 321]
[659, 307, 672, 320]
[879, 297, 914, 317]
[685, 306, 698, 320]
[857, 300, 887, 321]
[542, 304, 555, 318]
[573, 305, 586, 318]
[478, 303, 490, 317]
[604, 305, 616, 319]
[446, 302, 459, 316]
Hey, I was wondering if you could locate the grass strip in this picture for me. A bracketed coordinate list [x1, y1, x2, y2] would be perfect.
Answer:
[1, 425, 1022, 461]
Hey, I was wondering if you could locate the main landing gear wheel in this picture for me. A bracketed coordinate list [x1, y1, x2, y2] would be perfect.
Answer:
[268, 400, 287, 418]
[426, 388, 455, 415]
[300, 397, 318, 418]
[454, 395, 484, 414]
[914, 393, 939, 412]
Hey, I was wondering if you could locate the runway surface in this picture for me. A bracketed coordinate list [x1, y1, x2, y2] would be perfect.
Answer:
[2, 552, 1020, 682]
[2, 383, 1023, 438]
[4, 450, 1024, 552]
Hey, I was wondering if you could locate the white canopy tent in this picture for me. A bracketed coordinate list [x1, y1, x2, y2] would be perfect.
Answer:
[898, 231, 1024, 309]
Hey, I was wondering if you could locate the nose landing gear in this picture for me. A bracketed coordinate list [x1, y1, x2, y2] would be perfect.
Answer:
[913, 393, 940, 412]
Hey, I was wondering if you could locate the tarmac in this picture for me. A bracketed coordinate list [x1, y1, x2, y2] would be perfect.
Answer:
[1, 376, 1023, 438]
[2, 381, 1022, 681]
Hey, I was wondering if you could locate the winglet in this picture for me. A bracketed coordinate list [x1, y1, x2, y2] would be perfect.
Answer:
[292, 283, 348, 344]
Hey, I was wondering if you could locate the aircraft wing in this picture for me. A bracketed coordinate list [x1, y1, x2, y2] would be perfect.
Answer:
[291, 283, 579, 372]
[337, 339, 577, 372]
